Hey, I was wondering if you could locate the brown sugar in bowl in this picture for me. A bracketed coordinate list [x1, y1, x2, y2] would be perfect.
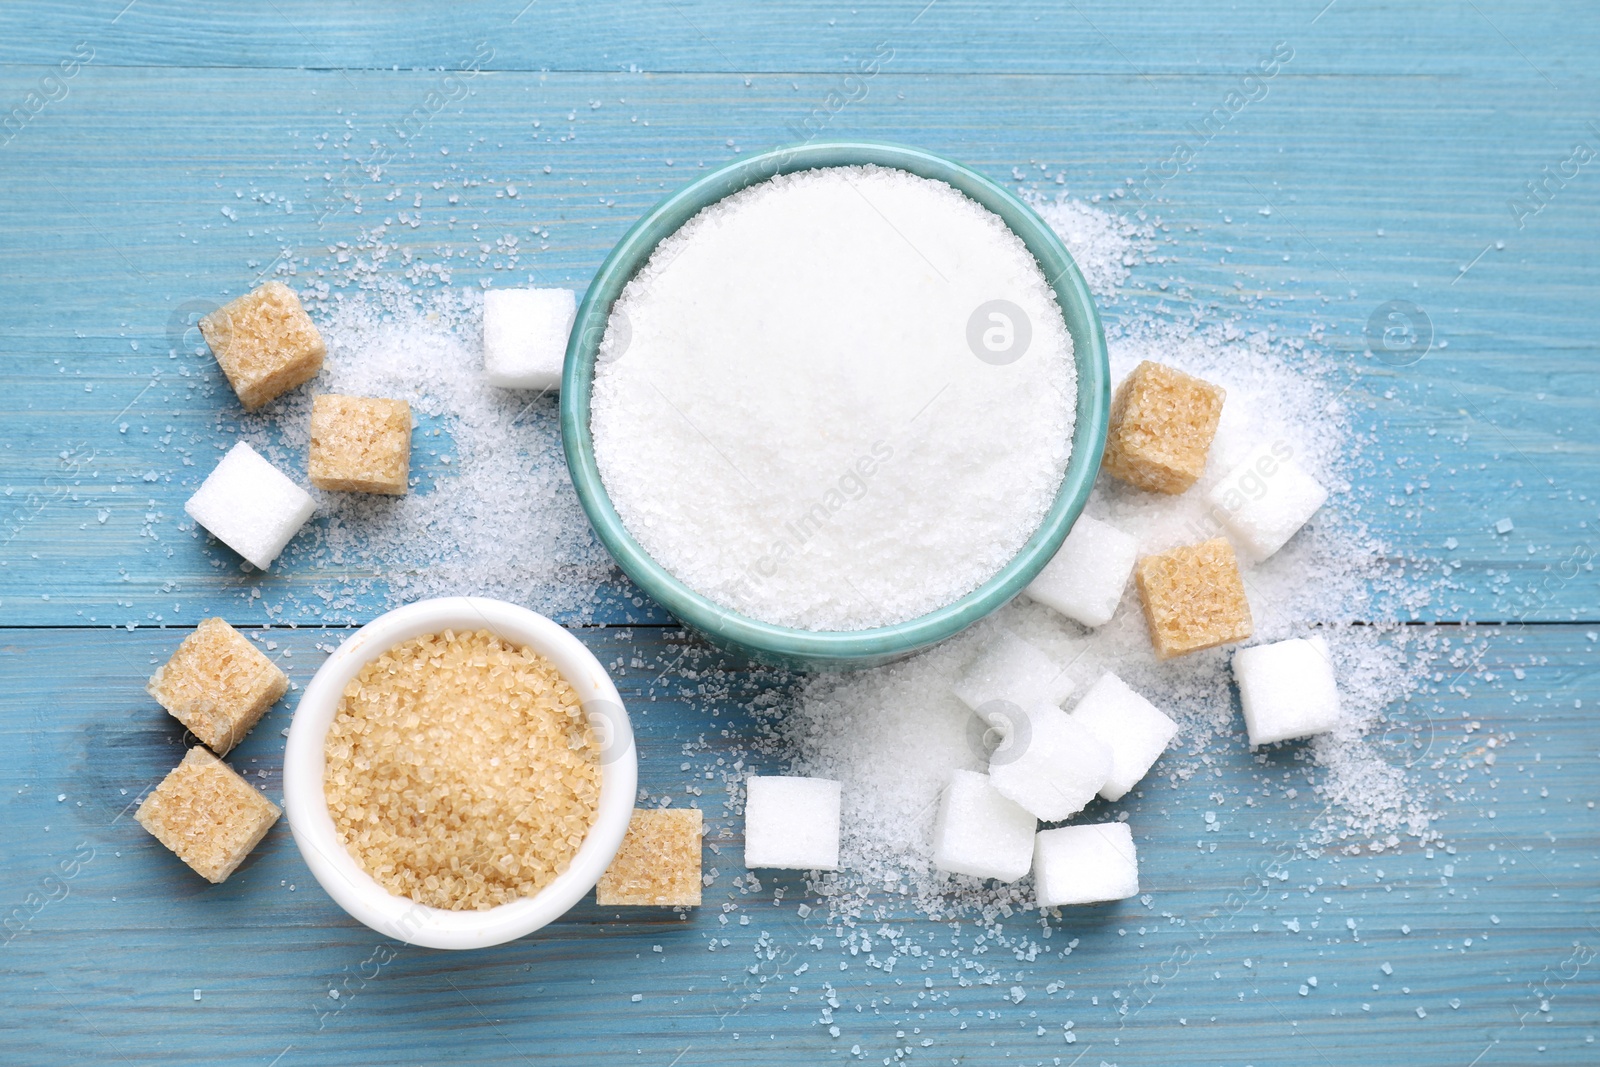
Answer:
[283, 597, 637, 950]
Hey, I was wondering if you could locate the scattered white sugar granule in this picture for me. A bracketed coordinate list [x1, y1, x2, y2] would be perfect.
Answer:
[592, 165, 1077, 631]
[237, 287, 613, 621]
[1026, 194, 1142, 295]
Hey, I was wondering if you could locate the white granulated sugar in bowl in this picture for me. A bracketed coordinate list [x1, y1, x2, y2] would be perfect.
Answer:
[590, 165, 1077, 631]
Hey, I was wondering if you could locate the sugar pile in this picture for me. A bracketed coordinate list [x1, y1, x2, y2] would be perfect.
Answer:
[763, 192, 1440, 921]
[233, 284, 614, 622]
[590, 165, 1077, 631]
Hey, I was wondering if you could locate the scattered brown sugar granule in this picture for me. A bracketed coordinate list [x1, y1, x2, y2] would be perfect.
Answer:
[199, 281, 326, 410]
[136, 746, 281, 883]
[597, 808, 703, 907]
[146, 617, 287, 755]
[1103, 360, 1226, 494]
[324, 628, 601, 911]
[308, 394, 412, 495]
[1135, 537, 1254, 659]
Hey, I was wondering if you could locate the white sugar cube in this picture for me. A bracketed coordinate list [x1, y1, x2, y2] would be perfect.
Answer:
[743, 775, 840, 870]
[932, 770, 1036, 882]
[1207, 439, 1329, 561]
[184, 442, 315, 570]
[1233, 635, 1342, 746]
[1025, 514, 1138, 627]
[482, 287, 577, 390]
[951, 630, 1075, 718]
[985, 702, 1111, 822]
[1069, 672, 1178, 802]
[1033, 822, 1139, 907]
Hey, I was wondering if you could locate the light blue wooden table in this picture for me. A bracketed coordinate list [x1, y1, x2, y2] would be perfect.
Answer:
[2, 2, 1597, 1063]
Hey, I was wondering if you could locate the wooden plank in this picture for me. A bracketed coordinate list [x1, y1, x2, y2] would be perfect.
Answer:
[1, 65, 1597, 626]
[1, 622, 1595, 1064]
[0, 0, 1596, 78]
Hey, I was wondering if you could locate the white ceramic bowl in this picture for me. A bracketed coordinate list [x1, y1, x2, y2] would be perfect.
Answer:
[283, 597, 637, 950]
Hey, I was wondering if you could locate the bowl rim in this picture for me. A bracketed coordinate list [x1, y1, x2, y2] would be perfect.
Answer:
[282, 596, 638, 951]
[560, 139, 1109, 668]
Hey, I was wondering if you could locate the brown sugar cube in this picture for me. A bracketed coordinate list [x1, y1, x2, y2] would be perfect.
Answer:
[147, 617, 287, 755]
[1103, 360, 1226, 494]
[199, 281, 325, 410]
[1135, 537, 1254, 659]
[596, 808, 703, 907]
[308, 394, 412, 495]
[135, 747, 281, 883]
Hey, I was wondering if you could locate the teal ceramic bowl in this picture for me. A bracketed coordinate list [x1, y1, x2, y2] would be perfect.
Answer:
[560, 140, 1109, 670]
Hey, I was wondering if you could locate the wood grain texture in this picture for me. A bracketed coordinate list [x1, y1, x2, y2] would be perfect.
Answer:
[1, 1, 1598, 1063]
[1, 61, 1596, 625]
[0, 0, 1597, 78]
[2, 625, 1597, 1065]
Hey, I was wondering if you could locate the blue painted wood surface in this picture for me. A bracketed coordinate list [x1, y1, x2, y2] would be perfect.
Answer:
[1, 1, 1597, 1063]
